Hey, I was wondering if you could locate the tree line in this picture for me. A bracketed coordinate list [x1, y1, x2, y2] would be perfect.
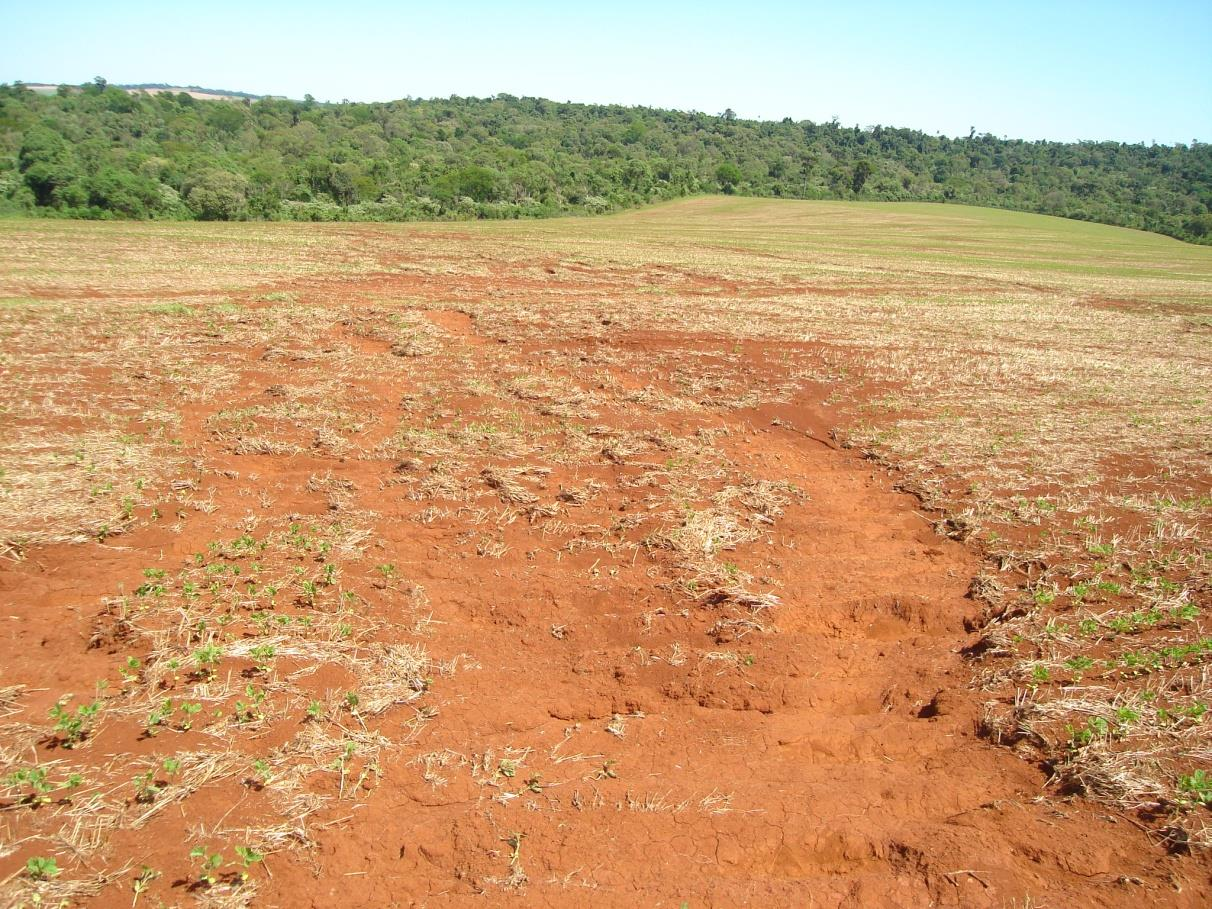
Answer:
[1, 79, 1210, 243]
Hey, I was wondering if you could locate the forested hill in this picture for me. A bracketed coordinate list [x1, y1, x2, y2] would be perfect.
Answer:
[2, 79, 1211, 242]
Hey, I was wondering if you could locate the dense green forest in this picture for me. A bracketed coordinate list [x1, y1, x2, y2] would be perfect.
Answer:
[2, 78, 1211, 242]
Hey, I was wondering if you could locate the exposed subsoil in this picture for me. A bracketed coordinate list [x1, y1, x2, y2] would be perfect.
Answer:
[1, 276, 1209, 907]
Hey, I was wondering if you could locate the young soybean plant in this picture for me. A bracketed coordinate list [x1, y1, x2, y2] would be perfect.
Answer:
[48, 697, 101, 747]
[234, 846, 264, 881]
[25, 856, 61, 880]
[131, 866, 160, 906]
[6, 767, 83, 806]
[249, 643, 276, 674]
[249, 759, 272, 787]
[189, 844, 262, 886]
[189, 846, 224, 887]
[192, 644, 223, 677]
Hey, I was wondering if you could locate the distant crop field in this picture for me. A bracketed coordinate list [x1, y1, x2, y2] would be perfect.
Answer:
[0, 198, 1209, 907]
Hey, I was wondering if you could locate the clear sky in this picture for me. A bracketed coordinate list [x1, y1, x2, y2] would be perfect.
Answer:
[2, 0, 1209, 144]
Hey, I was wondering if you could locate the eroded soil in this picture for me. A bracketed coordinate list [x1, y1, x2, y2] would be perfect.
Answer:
[2, 267, 1208, 908]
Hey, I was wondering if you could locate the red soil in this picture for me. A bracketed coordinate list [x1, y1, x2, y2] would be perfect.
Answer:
[1, 281, 1208, 908]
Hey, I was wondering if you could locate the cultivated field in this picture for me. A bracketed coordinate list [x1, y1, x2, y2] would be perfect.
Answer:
[0, 197, 1209, 907]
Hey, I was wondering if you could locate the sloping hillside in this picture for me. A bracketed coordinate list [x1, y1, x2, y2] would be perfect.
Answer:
[1, 81, 1210, 241]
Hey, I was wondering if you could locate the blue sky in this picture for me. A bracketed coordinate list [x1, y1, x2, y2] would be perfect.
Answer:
[1, 0, 1209, 144]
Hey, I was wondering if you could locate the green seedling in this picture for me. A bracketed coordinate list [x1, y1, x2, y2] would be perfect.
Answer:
[193, 644, 222, 675]
[235, 684, 267, 724]
[233, 846, 263, 880]
[189, 846, 224, 887]
[5, 767, 80, 805]
[132, 866, 161, 906]
[25, 856, 60, 880]
[179, 701, 202, 729]
[1115, 706, 1140, 726]
[1067, 716, 1111, 747]
[6, 767, 53, 804]
[231, 533, 260, 553]
[329, 739, 361, 797]
[49, 697, 101, 747]
[1065, 656, 1093, 675]
[250, 759, 272, 787]
[133, 769, 161, 803]
[1178, 770, 1212, 806]
[136, 568, 167, 597]
[249, 644, 276, 672]
[300, 580, 318, 605]
[146, 699, 174, 736]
